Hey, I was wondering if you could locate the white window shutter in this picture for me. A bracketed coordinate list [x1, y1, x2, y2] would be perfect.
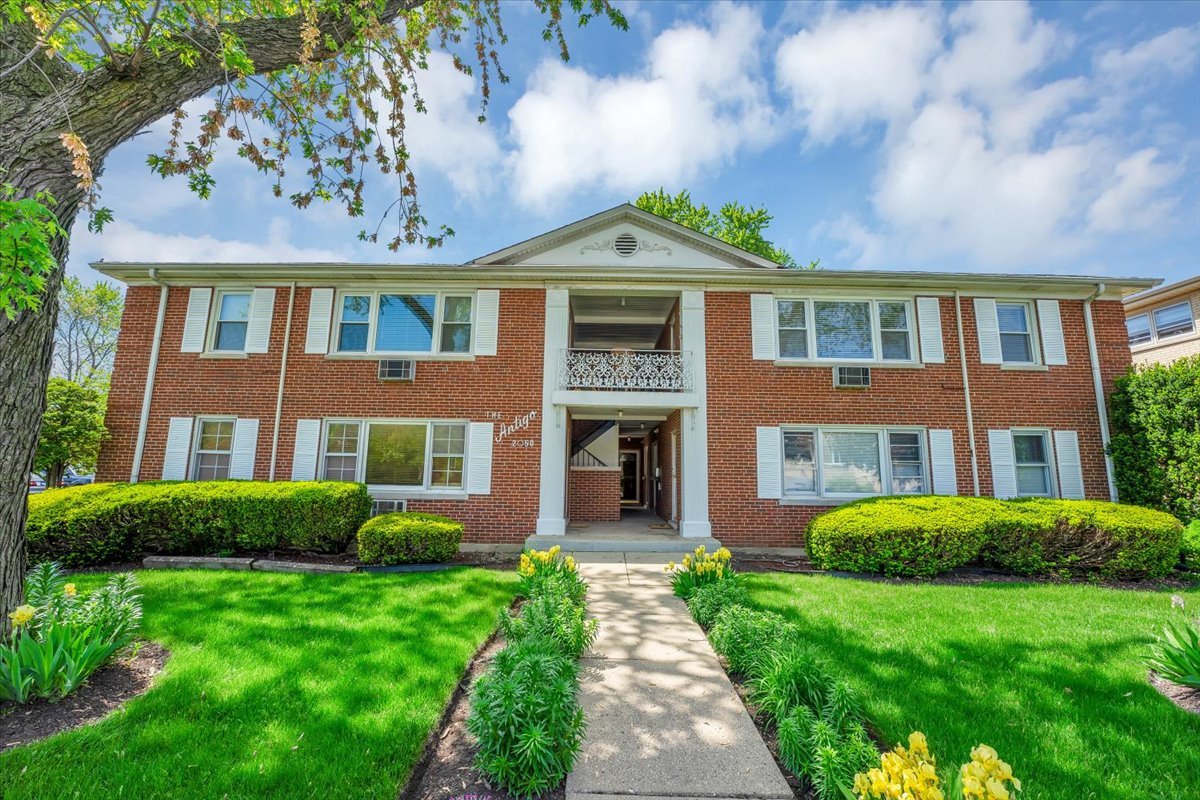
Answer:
[928, 429, 957, 495]
[987, 429, 1018, 499]
[304, 288, 334, 354]
[756, 426, 782, 499]
[974, 299, 1002, 364]
[467, 423, 494, 495]
[1037, 299, 1067, 365]
[750, 294, 778, 360]
[1054, 430, 1085, 499]
[244, 288, 276, 354]
[181, 288, 212, 353]
[291, 420, 321, 481]
[916, 297, 945, 364]
[474, 290, 500, 356]
[162, 417, 194, 480]
[229, 418, 260, 480]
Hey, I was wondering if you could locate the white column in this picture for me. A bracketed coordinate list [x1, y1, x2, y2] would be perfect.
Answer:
[536, 288, 570, 535]
[678, 289, 712, 538]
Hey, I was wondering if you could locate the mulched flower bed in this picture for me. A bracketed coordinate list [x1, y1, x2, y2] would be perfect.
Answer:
[400, 608, 564, 800]
[0, 642, 168, 752]
[1150, 672, 1200, 716]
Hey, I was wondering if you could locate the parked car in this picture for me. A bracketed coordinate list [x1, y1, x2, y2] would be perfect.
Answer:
[28, 473, 46, 494]
[61, 467, 94, 487]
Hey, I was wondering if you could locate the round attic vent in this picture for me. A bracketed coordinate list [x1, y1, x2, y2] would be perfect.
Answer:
[613, 232, 639, 257]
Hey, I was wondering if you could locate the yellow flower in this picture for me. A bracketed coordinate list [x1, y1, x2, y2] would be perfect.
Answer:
[64, 583, 77, 597]
[8, 605, 35, 627]
[908, 731, 928, 754]
[984, 778, 1009, 800]
[564, 556, 576, 572]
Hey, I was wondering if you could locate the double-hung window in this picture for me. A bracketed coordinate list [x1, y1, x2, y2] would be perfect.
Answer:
[1125, 314, 1152, 346]
[781, 427, 927, 498]
[1012, 431, 1053, 497]
[211, 291, 251, 351]
[775, 299, 915, 362]
[996, 302, 1035, 364]
[334, 291, 474, 355]
[193, 418, 235, 480]
[319, 419, 468, 490]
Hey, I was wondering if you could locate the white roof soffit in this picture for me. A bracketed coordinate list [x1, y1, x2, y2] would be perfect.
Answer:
[1122, 274, 1200, 310]
[91, 260, 1159, 300]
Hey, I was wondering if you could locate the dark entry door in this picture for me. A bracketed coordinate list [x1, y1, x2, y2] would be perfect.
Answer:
[619, 450, 641, 504]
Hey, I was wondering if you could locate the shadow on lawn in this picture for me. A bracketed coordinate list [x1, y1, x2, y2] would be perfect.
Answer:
[746, 576, 1200, 800]
[0, 568, 516, 800]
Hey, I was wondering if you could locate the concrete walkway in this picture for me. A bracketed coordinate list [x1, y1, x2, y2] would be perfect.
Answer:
[567, 553, 792, 800]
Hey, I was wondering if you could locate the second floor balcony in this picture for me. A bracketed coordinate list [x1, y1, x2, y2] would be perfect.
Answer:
[558, 348, 694, 392]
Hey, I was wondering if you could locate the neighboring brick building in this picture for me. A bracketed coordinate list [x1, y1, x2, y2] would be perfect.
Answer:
[95, 205, 1157, 551]
[1122, 275, 1200, 367]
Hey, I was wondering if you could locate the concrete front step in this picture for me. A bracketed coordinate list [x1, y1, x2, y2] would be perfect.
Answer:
[525, 535, 722, 553]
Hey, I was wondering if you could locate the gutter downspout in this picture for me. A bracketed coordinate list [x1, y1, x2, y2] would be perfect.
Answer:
[131, 269, 169, 483]
[1083, 283, 1119, 502]
[268, 283, 297, 481]
[954, 291, 981, 496]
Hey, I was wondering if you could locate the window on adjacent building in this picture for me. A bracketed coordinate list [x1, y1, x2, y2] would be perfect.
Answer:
[996, 302, 1035, 364]
[781, 427, 927, 498]
[334, 292, 475, 355]
[776, 300, 808, 359]
[776, 298, 915, 362]
[193, 419, 234, 480]
[1152, 301, 1194, 339]
[1126, 313, 1152, 346]
[1013, 431, 1053, 497]
[321, 419, 467, 490]
[212, 291, 251, 351]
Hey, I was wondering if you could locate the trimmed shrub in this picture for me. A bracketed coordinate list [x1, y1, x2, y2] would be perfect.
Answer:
[983, 499, 1183, 579]
[27, 481, 371, 567]
[687, 578, 749, 628]
[356, 512, 462, 565]
[807, 496, 1003, 578]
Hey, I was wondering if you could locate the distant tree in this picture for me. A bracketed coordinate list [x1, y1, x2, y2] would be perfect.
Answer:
[634, 188, 817, 269]
[34, 378, 106, 489]
[54, 277, 123, 387]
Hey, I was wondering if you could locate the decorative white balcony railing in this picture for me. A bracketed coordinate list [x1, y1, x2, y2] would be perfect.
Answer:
[559, 349, 693, 391]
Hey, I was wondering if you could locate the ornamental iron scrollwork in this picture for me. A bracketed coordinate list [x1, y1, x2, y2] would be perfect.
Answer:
[559, 349, 693, 391]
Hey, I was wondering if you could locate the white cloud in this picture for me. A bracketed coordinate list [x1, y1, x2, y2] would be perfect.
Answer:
[1087, 148, 1182, 233]
[775, 4, 942, 142]
[1097, 26, 1200, 83]
[76, 217, 347, 266]
[404, 51, 503, 198]
[506, 3, 776, 209]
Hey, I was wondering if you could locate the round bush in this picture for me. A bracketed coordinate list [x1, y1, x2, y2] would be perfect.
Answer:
[983, 498, 1183, 579]
[27, 481, 372, 567]
[806, 496, 1002, 578]
[356, 511, 463, 565]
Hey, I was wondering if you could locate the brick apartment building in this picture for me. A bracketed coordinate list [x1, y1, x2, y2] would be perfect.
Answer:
[94, 205, 1157, 551]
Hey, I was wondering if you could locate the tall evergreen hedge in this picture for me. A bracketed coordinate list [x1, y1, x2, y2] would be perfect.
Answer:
[1109, 355, 1200, 523]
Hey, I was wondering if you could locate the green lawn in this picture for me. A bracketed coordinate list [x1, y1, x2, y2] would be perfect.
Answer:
[0, 568, 516, 799]
[744, 574, 1200, 800]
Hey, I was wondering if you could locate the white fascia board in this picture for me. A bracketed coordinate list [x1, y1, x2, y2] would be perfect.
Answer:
[552, 390, 701, 409]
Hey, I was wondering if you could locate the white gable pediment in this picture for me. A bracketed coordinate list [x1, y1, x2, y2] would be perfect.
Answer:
[470, 205, 781, 270]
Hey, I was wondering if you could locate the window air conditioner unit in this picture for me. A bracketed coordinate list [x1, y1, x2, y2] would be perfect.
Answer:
[378, 359, 416, 381]
[834, 366, 871, 388]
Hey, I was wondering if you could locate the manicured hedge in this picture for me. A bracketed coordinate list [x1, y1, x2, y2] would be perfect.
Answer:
[807, 496, 1183, 579]
[806, 496, 1004, 578]
[27, 481, 372, 567]
[356, 512, 463, 565]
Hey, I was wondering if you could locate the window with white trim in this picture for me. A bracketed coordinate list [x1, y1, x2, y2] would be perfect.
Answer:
[319, 419, 468, 490]
[996, 302, 1036, 364]
[192, 418, 235, 480]
[781, 427, 927, 498]
[211, 291, 251, 352]
[775, 298, 916, 362]
[1128, 301, 1195, 346]
[333, 291, 474, 355]
[1013, 430, 1053, 497]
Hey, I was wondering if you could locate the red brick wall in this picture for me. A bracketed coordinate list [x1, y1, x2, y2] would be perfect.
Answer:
[567, 468, 621, 521]
[703, 293, 1130, 549]
[97, 286, 545, 545]
[654, 410, 682, 523]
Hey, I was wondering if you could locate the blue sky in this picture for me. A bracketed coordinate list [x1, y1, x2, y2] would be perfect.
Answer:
[71, 0, 1200, 286]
